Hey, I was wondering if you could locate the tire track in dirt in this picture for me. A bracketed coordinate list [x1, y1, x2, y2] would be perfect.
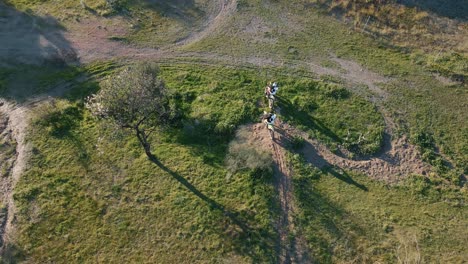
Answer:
[250, 120, 311, 263]
[0, 101, 31, 254]
[175, 0, 237, 46]
[65, 0, 237, 63]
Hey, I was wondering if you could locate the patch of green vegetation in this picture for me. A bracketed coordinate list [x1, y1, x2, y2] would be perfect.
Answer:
[0, 64, 78, 99]
[15, 96, 276, 263]
[278, 78, 384, 155]
[410, 130, 463, 185]
[423, 52, 468, 80]
[159, 64, 384, 155]
[0, 61, 117, 101]
[12, 62, 385, 262]
[289, 152, 468, 263]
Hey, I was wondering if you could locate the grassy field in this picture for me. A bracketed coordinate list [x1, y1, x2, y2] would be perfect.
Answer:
[289, 152, 468, 263]
[11, 83, 277, 262]
[5, 63, 385, 262]
[1, 0, 467, 262]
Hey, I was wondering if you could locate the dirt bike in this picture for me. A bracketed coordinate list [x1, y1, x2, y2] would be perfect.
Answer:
[267, 94, 275, 109]
[263, 119, 275, 140]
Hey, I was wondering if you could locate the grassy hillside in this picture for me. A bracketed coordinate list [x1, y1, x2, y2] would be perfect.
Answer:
[302, 0, 468, 80]
[0, 0, 467, 263]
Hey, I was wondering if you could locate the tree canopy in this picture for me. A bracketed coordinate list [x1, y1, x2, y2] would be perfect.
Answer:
[87, 62, 176, 157]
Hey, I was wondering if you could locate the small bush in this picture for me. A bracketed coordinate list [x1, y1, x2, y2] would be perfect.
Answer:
[411, 131, 434, 149]
[215, 102, 256, 135]
[225, 127, 272, 179]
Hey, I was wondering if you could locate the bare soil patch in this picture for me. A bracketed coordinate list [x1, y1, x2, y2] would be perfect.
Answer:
[300, 133, 431, 183]
[0, 101, 31, 253]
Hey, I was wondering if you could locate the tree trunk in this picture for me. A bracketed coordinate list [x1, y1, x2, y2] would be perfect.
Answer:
[135, 128, 152, 158]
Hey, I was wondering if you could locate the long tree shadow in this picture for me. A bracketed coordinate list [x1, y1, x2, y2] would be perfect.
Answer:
[272, 115, 368, 191]
[146, 152, 277, 262]
[400, 0, 468, 21]
[149, 153, 249, 230]
[301, 139, 368, 191]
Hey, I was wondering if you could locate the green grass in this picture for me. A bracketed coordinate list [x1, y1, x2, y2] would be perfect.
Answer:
[289, 153, 468, 263]
[14, 98, 277, 263]
[278, 78, 384, 155]
[9, 62, 385, 262]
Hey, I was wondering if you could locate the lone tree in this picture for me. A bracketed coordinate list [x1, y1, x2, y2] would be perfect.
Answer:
[87, 62, 175, 158]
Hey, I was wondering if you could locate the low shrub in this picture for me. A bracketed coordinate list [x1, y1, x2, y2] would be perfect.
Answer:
[225, 127, 272, 180]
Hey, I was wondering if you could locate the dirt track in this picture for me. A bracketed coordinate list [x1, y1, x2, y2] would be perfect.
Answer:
[249, 122, 311, 263]
[0, 101, 31, 254]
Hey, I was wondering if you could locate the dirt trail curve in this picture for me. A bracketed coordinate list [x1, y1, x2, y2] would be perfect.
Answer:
[247, 113, 430, 262]
[64, 0, 238, 63]
[300, 132, 431, 183]
[175, 0, 237, 46]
